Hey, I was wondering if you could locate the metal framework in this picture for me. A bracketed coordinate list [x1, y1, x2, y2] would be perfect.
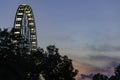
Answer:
[13, 4, 37, 52]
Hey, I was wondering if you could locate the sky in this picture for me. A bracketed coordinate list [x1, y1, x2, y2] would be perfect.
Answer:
[0, 0, 120, 80]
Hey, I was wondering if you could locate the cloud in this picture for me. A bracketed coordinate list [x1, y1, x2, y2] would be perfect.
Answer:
[69, 55, 120, 80]
[86, 44, 120, 52]
[81, 74, 93, 80]
[86, 56, 120, 77]
[60, 44, 120, 58]
[59, 41, 120, 80]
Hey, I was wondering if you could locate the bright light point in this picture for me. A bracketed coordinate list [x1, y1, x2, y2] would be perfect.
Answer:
[16, 18, 22, 21]
[32, 49, 37, 51]
[14, 31, 20, 34]
[28, 18, 33, 20]
[26, 11, 30, 14]
[27, 13, 32, 16]
[29, 22, 34, 25]
[15, 24, 21, 26]
[17, 13, 23, 15]
[32, 42, 36, 44]
[31, 28, 34, 30]
[13, 40, 18, 43]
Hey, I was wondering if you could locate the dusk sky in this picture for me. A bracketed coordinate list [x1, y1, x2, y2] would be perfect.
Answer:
[0, 0, 120, 80]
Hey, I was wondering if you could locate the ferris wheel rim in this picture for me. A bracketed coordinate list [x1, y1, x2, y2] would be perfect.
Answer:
[13, 4, 37, 52]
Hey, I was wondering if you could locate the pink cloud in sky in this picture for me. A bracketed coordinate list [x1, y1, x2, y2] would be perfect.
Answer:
[68, 55, 120, 80]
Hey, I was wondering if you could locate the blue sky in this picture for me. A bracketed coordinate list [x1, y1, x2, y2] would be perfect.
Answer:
[1, 0, 120, 79]
[1, 0, 120, 49]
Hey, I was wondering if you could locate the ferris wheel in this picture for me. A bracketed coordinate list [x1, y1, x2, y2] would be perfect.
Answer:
[12, 4, 37, 52]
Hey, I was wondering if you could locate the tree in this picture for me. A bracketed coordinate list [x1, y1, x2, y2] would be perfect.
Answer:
[115, 64, 120, 79]
[0, 29, 78, 80]
[93, 73, 108, 80]
[34, 45, 78, 80]
[109, 76, 117, 80]
[109, 64, 120, 80]
[92, 64, 120, 80]
[0, 29, 39, 80]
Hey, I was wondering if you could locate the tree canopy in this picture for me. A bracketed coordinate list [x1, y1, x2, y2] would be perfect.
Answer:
[92, 64, 120, 80]
[0, 28, 78, 80]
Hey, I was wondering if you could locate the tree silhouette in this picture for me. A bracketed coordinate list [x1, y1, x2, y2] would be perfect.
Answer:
[33, 45, 78, 80]
[92, 64, 120, 80]
[109, 76, 117, 80]
[0, 28, 78, 80]
[92, 73, 108, 80]
[114, 64, 120, 79]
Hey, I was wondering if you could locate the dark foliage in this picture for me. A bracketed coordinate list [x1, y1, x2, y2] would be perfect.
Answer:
[92, 64, 120, 80]
[109, 76, 117, 80]
[115, 64, 120, 79]
[0, 29, 78, 80]
[92, 73, 108, 80]
[32, 45, 78, 80]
